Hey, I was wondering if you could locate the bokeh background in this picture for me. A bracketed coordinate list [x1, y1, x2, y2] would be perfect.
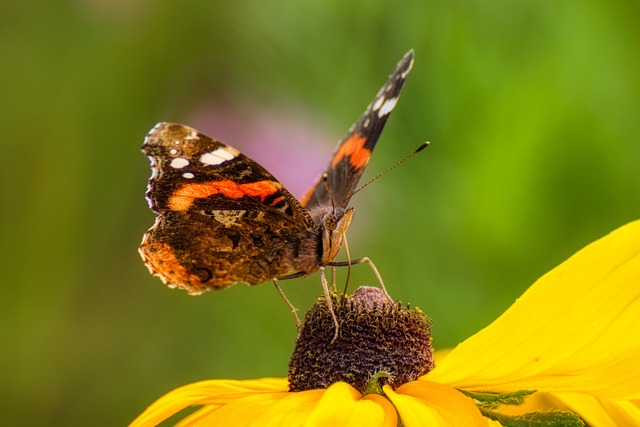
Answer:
[2, 0, 639, 425]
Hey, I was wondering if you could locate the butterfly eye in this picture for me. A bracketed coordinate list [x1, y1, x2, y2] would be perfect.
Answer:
[322, 213, 337, 231]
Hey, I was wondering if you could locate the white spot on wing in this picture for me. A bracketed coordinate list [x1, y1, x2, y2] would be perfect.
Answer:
[377, 96, 398, 118]
[169, 148, 179, 155]
[182, 172, 195, 179]
[170, 157, 190, 169]
[372, 96, 385, 111]
[200, 147, 238, 166]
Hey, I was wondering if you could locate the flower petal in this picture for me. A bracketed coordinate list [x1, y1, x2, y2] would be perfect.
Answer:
[180, 390, 308, 426]
[175, 405, 219, 426]
[551, 393, 640, 427]
[129, 378, 288, 426]
[432, 348, 452, 364]
[305, 382, 398, 427]
[167, 381, 397, 427]
[384, 381, 485, 426]
[428, 220, 640, 398]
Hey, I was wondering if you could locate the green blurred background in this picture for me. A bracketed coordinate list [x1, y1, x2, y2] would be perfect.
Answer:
[2, 0, 639, 425]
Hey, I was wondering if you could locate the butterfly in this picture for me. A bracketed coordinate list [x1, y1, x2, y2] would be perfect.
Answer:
[139, 51, 414, 311]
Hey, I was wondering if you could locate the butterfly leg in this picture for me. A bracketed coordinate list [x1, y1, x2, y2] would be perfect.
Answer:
[328, 257, 388, 296]
[330, 265, 337, 293]
[273, 279, 302, 332]
[319, 266, 340, 343]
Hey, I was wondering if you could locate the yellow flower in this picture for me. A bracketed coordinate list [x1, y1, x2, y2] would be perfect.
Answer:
[130, 220, 640, 426]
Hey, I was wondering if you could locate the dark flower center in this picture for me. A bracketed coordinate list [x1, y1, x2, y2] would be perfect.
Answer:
[288, 286, 434, 393]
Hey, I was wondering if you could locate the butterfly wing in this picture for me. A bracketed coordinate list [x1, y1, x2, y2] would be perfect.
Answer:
[140, 122, 318, 293]
[301, 50, 414, 212]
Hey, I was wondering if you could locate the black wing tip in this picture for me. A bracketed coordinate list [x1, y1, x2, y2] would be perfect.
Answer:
[142, 122, 201, 152]
[146, 121, 194, 134]
[382, 50, 414, 95]
[403, 49, 415, 62]
[397, 50, 415, 75]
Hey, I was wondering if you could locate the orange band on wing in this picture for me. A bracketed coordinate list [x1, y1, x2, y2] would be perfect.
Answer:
[331, 134, 371, 169]
[139, 240, 208, 293]
[269, 195, 285, 206]
[168, 180, 282, 211]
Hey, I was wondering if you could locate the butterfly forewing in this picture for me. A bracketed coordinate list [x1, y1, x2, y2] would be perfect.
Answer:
[143, 122, 312, 225]
[301, 50, 414, 211]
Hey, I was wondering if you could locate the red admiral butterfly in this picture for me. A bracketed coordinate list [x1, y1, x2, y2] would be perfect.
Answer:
[140, 51, 414, 306]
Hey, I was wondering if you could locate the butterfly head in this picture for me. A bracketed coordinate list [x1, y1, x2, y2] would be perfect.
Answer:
[319, 206, 355, 266]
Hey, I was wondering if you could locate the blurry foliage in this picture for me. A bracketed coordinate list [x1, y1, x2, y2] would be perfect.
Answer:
[1, 0, 639, 425]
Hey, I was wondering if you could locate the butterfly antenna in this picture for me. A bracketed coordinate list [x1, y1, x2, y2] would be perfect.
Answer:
[352, 141, 430, 197]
